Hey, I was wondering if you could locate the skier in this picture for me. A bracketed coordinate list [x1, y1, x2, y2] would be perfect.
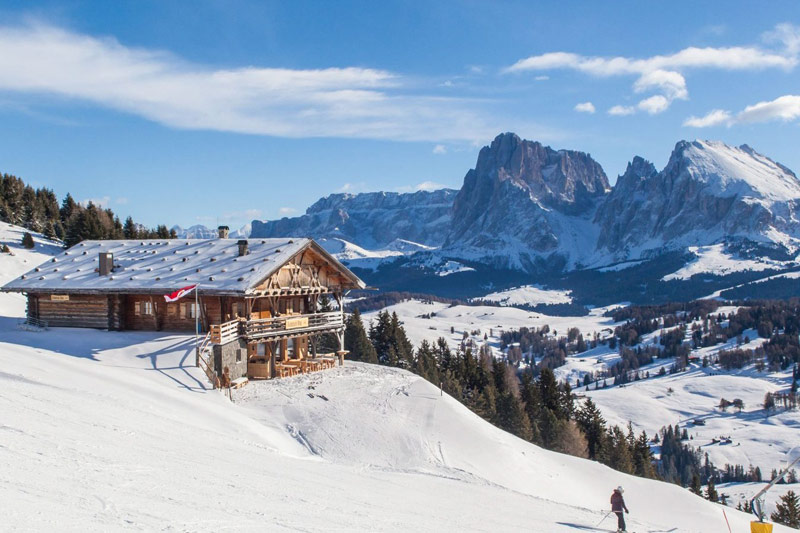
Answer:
[610, 486, 629, 532]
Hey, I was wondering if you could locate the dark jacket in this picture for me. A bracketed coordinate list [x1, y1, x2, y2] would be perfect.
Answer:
[611, 490, 628, 512]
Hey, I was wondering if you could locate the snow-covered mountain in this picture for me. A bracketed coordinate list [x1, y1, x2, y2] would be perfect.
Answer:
[443, 132, 610, 270]
[250, 189, 456, 250]
[244, 133, 800, 302]
[595, 140, 800, 261]
[170, 223, 251, 239]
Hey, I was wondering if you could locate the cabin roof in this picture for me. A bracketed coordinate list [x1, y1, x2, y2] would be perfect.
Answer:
[2, 238, 365, 295]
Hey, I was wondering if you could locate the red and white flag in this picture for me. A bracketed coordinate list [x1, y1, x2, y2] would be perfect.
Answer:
[164, 284, 197, 302]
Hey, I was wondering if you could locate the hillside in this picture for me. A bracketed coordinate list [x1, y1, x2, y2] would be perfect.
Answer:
[0, 223, 786, 531]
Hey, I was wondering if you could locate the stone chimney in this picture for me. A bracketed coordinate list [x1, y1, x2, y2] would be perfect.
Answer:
[237, 239, 249, 257]
[99, 252, 113, 276]
[217, 225, 230, 239]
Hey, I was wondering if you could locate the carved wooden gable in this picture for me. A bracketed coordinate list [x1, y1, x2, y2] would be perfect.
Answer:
[255, 246, 348, 294]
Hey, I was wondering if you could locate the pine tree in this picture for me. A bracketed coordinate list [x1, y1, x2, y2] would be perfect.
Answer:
[123, 216, 137, 239]
[689, 474, 703, 495]
[576, 398, 606, 460]
[705, 478, 718, 502]
[344, 309, 378, 364]
[772, 490, 800, 528]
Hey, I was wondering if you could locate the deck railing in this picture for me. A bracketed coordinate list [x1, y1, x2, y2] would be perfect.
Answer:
[209, 319, 242, 345]
[244, 311, 343, 340]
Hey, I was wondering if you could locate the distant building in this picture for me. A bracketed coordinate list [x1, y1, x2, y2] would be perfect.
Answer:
[2, 228, 366, 385]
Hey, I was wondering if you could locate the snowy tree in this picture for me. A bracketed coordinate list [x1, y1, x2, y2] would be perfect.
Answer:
[772, 490, 800, 529]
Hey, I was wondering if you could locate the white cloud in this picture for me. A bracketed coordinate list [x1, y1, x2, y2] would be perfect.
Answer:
[684, 94, 800, 128]
[115, 197, 129, 205]
[633, 69, 687, 100]
[506, 46, 795, 76]
[534, 75, 549, 81]
[737, 94, 800, 123]
[608, 105, 635, 116]
[573, 101, 595, 114]
[763, 23, 800, 57]
[637, 95, 670, 115]
[82, 196, 110, 207]
[432, 144, 447, 154]
[683, 109, 732, 128]
[0, 23, 520, 143]
[506, 25, 798, 117]
[278, 207, 297, 216]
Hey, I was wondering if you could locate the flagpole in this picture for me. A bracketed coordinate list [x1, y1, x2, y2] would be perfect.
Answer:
[195, 284, 200, 365]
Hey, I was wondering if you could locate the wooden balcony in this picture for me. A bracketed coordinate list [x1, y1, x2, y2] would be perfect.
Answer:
[207, 312, 343, 345]
[244, 311, 343, 341]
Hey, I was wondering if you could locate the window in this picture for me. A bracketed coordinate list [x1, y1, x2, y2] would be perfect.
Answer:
[286, 338, 296, 359]
[139, 301, 153, 316]
[181, 303, 198, 319]
[236, 349, 242, 362]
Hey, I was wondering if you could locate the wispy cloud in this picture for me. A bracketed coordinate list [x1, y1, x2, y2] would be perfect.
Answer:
[0, 23, 533, 143]
[683, 109, 732, 128]
[608, 105, 635, 116]
[278, 207, 297, 216]
[506, 23, 799, 116]
[684, 95, 800, 128]
[573, 102, 595, 114]
[432, 144, 447, 154]
[82, 196, 110, 207]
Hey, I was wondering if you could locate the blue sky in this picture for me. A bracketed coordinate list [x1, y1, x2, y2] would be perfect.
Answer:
[0, 1, 798, 230]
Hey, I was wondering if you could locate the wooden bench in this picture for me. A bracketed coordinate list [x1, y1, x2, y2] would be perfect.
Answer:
[274, 363, 298, 378]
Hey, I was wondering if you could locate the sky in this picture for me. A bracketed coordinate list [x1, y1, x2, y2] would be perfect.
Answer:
[0, 0, 798, 230]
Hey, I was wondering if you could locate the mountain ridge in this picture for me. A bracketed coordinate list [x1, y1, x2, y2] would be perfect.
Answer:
[248, 133, 800, 291]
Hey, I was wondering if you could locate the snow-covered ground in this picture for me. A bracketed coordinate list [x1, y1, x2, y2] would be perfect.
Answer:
[719, 481, 800, 517]
[586, 363, 800, 475]
[362, 299, 622, 356]
[0, 224, 787, 532]
[662, 243, 792, 281]
[0, 323, 781, 531]
[478, 284, 573, 306]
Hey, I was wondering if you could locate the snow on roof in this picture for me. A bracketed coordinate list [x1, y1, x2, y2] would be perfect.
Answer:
[2, 238, 363, 295]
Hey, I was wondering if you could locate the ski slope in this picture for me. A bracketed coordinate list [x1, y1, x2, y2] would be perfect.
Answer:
[0, 224, 792, 531]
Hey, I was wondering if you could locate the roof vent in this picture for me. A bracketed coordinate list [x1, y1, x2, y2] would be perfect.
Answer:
[218, 226, 229, 239]
[237, 240, 249, 257]
[99, 252, 114, 276]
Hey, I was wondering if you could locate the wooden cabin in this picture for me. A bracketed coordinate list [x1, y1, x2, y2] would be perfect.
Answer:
[2, 230, 366, 386]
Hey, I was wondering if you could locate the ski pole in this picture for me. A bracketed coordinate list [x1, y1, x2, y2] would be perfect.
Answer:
[596, 511, 612, 527]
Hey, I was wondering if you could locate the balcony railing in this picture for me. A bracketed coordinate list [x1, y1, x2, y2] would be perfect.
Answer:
[244, 311, 343, 340]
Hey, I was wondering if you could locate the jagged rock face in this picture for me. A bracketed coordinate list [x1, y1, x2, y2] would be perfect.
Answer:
[247, 134, 800, 274]
[595, 140, 800, 258]
[444, 132, 609, 268]
[250, 189, 456, 249]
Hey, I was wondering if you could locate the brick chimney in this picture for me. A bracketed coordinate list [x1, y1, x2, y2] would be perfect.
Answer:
[217, 225, 229, 239]
[237, 239, 249, 257]
[99, 252, 113, 276]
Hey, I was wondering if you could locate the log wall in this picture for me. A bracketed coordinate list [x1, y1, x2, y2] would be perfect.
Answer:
[34, 294, 109, 329]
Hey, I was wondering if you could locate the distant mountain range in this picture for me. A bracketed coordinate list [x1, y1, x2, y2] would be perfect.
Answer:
[170, 223, 251, 239]
[217, 133, 800, 304]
